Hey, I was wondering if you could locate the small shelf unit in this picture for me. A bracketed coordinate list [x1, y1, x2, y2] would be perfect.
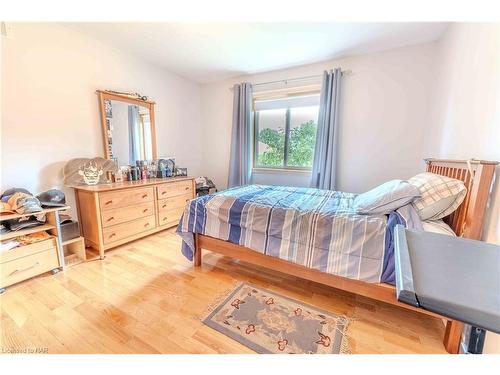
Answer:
[0, 205, 71, 292]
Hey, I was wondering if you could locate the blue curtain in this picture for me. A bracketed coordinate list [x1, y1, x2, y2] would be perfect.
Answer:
[228, 82, 253, 188]
[310, 68, 342, 190]
[128, 105, 141, 165]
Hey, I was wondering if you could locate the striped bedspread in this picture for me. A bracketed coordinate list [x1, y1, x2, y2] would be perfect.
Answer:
[176, 185, 420, 284]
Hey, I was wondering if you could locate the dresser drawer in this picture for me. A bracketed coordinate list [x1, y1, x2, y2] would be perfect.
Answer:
[158, 207, 185, 228]
[157, 180, 193, 199]
[157, 193, 192, 212]
[101, 201, 154, 228]
[0, 238, 57, 264]
[102, 215, 156, 245]
[1, 248, 59, 288]
[99, 187, 154, 211]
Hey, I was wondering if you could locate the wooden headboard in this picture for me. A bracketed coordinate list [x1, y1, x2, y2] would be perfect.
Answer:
[425, 158, 498, 240]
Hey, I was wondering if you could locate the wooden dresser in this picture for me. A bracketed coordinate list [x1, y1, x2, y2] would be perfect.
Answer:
[72, 177, 195, 259]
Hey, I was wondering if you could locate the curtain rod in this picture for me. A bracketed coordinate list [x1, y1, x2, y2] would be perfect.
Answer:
[228, 69, 352, 91]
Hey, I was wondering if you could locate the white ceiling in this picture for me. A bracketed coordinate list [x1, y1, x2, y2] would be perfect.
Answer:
[66, 23, 449, 83]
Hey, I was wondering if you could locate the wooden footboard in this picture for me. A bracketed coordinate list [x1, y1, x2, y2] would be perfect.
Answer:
[194, 233, 462, 353]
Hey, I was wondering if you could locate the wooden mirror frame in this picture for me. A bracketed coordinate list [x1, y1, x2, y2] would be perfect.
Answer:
[96, 90, 158, 161]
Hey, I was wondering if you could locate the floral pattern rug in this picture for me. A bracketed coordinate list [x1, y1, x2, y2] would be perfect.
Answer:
[203, 283, 350, 354]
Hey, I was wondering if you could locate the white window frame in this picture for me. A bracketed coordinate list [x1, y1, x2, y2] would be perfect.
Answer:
[252, 88, 320, 172]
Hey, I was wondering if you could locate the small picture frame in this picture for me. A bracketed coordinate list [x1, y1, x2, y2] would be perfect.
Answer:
[176, 167, 188, 177]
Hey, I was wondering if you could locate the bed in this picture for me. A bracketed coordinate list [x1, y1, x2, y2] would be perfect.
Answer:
[178, 184, 421, 284]
[176, 159, 498, 353]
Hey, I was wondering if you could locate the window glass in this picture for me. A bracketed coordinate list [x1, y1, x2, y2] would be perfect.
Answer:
[288, 106, 319, 168]
[256, 109, 286, 167]
[254, 94, 319, 169]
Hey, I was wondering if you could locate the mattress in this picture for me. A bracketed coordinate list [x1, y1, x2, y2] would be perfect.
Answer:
[176, 185, 424, 284]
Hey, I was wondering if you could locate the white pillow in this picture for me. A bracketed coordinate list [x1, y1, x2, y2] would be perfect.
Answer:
[353, 179, 421, 215]
[422, 220, 456, 236]
[408, 172, 467, 220]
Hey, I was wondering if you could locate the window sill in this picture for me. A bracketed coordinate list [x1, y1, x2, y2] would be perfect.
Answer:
[252, 167, 312, 175]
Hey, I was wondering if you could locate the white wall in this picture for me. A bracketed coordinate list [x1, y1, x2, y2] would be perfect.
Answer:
[1, 23, 202, 216]
[426, 23, 500, 354]
[200, 43, 437, 192]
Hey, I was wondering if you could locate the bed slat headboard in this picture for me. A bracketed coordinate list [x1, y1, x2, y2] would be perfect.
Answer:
[425, 158, 498, 240]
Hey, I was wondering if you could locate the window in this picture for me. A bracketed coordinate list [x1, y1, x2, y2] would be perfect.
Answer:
[254, 94, 319, 170]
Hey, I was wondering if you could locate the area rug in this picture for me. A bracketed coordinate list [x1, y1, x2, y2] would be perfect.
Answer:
[203, 283, 350, 354]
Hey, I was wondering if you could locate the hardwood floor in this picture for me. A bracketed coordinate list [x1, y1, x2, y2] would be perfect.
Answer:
[0, 229, 447, 354]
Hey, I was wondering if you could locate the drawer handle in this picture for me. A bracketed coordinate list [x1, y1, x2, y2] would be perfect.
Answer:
[162, 217, 168, 221]
[105, 200, 113, 205]
[9, 262, 40, 277]
[144, 222, 150, 227]
[142, 194, 148, 198]
[162, 204, 167, 209]
[161, 191, 167, 195]
[185, 187, 190, 190]
[107, 216, 114, 221]
[109, 233, 116, 238]
[185, 199, 189, 202]
[143, 208, 149, 213]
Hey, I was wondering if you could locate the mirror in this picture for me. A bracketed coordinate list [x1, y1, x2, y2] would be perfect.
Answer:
[97, 90, 157, 166]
